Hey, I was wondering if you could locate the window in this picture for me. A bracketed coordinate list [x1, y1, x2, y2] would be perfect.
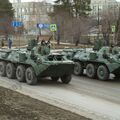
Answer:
[22, 8, 24, 13]
[30, 8, 33, 12]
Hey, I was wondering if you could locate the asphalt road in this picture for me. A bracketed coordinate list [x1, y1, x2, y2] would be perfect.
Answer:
[0, 75, 120, 120]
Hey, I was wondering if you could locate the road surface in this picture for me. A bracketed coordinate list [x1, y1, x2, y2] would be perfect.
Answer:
[0, 75, 120, 120]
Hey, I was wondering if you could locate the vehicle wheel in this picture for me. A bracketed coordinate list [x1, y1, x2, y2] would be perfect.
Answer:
[74, 62, 83, 76]
[16, 65, 25, 82]
[0, 61, 6, 76]
[6, 63, 16, 79]
[25, 67, 37, 85]
[51, 77, 59, 81]
[97, 65, 109, 81]
[86, 64, 96, 78]
[61, 75, 72, 84]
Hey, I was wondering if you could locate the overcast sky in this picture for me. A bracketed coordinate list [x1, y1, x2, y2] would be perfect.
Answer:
[10, 0, 120, 3]
[10, 0, 55, 3]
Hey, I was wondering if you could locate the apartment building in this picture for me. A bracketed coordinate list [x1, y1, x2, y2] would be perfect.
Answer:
[12, 1, 53, 34]
[90, 0, 118, 16]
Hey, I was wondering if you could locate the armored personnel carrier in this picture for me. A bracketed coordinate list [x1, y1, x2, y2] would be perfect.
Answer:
[73, 46, 120, 81]
[0, 39, 74, 85]
[62, 49, 84, 60]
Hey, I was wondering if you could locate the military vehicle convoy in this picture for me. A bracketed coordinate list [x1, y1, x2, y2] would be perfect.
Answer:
[73, 46, 120, 80]
[0, 39, 74, 85]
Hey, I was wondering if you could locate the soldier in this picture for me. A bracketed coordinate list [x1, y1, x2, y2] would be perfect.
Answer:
[1, 38, 4, 48]
[109, 44, 114, 53]
[37, 35, 39, 42]
[8, 37, 12, 49]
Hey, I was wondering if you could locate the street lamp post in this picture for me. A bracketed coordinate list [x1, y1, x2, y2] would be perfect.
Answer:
[97, 4, 100, 40]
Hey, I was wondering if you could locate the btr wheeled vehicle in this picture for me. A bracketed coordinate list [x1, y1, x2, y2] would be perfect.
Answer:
[0, 39, 74, 85]
[73, 46, 120, 80]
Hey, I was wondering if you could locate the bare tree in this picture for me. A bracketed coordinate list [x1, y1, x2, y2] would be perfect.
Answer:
[50, 8, 93, 45]
[49, 0, 92, 45]
[100, 4, 120, 46]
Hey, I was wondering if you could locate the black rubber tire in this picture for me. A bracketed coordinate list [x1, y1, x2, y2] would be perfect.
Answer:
[74, 62, 83, 76]
[16, 65, 25, 82]
[61, 75, 72, 84]
[86, 64, 96, 78]
[6, 63, 16, 79]
[97, 65, 109, 81]
[51, 77, 59, 81]
[0, 61, 6, 76]
[25, 67, 37, 85]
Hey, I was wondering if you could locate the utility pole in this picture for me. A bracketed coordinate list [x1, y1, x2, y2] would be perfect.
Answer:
[97, 4, 100, 40]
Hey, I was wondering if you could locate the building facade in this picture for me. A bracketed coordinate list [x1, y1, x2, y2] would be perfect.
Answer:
[12, 1, 53, 34]
[90, 0, 118, 16]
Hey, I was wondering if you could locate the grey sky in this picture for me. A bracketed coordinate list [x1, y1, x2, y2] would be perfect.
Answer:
[10, 0, 120, 3]
[10, 0, 55, 3]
